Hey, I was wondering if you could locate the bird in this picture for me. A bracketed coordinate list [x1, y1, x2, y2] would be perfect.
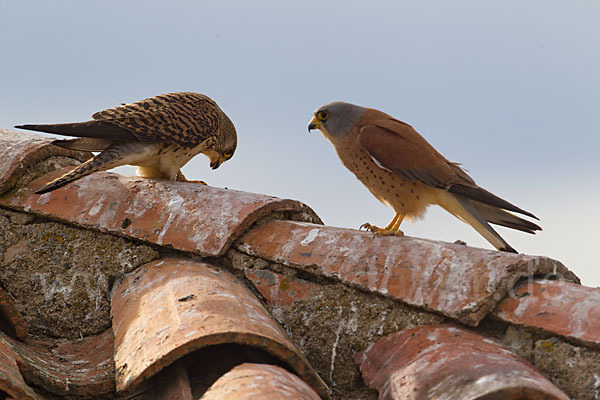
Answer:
[16, 92, 237, 194]
[308, 101, 541, 253]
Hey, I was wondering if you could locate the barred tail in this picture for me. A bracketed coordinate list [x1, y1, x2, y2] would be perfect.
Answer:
[35, 143, 158, 194]
[35, 157, 108, 194]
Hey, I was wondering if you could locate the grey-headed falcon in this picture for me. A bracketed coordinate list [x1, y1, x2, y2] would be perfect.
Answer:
[16, 92, 237, 194]
[308, 101, 541, 253]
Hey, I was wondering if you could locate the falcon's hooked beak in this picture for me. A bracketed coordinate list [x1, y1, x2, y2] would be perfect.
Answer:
[204, 150, 224, 169]
[210, 157, 224, 170]
[308, 116, 321, 132]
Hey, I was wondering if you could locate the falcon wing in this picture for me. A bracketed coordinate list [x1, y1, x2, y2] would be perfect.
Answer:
[358, 118, 470, 188]
[92, 92, 222, 148]
[358, 118, 538, 219]
[15, 120, 137, 141]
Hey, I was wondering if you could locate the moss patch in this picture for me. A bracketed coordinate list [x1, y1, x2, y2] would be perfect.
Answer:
[0, 208, 159, 339]
[499, 324, 600, 400]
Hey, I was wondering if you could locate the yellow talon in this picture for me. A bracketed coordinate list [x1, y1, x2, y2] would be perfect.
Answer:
[360, 214, 405, 237]
[176, 170, 207, 185]
[360, 222, 378, 231]
[374, 229, 405, 237]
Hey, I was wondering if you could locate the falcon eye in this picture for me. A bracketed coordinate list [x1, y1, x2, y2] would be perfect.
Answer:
[317, 110, 329, 120]
[223, 148, 234, 159]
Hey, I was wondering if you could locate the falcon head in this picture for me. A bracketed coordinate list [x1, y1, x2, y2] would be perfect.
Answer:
[205, 113, 237, 169]
[308, 102, 365, 141]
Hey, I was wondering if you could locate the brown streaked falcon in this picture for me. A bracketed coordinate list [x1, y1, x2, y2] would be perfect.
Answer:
[308, 101, 541, 253]
[16, 92, 237, 194]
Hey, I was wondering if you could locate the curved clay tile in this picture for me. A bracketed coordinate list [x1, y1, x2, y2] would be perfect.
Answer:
[0, 130, 90, 195]
[237, 220, 579, 325]
[355, 324, 570, 400]
[0, 287, 27, 340]
[0, 169, 321, 258]
[496, 279, 600, 347]
[202, 363, 321, 400]
[1, 329, 115, 398]
[0, 339, 39, 399]
[111, 258, 329, 398]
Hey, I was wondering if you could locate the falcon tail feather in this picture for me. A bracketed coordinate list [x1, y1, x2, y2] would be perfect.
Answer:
[472, 202, 542, 234]
[34, 143, 134, 194]
[448, 183, 538, 220]
[52, 138, 113, 152]
[441, 193, 518, 253]
[15, 121, 137, 141]
[35, 157, 106, 194]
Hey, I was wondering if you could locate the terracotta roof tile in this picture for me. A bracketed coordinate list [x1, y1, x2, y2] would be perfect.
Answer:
[0, 168, 321, 258]
[111, 258, 329, 397]
[202, 363, 321, 400]
[0, 287, 27, 340]
[143, 360, 194, 400]
[0, 130, 90, 195]
[495, 279, 600, 347]
[355, 324, 570, 400]
[2, 329, 115, 397]
[0, 338, 39, 399]
[237, 220, 578, 326]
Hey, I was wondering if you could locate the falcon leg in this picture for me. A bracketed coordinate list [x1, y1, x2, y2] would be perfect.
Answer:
[176, 170, 207, 185]
[360, 213, 405, 237]
[359, 214, 399, 232]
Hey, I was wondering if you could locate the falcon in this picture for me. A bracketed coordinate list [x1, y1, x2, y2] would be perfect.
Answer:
[16, 92, 237, 194]
[308, 101, 541, 253]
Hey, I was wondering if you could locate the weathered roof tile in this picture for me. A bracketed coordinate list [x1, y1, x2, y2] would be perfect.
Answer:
[355, 324, 570, 400]
[143, 360, 194, 400]
[495, 279, 600, 347]
[0, 130, 90, 195]
[237, 220, 578, 325]
[2, 329, 115, 397]
[0, 287, 27, 340]
[202, 363, 321, 400]
[111, 258, 329, 397]
[0, 338, 39, 399]
[0, 168, 321, 257]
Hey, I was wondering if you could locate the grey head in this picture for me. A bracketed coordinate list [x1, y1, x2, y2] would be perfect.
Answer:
[308, 102, 366, 140]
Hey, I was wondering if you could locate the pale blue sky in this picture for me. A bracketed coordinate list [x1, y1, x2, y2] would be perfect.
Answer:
[1, 1, 599, 286]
